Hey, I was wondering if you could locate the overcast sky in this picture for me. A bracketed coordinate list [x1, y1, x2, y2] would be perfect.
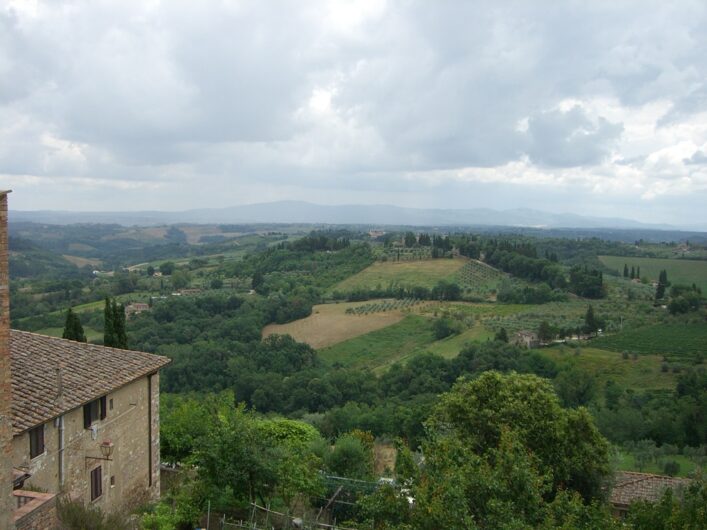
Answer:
[1, 0, 706, 226]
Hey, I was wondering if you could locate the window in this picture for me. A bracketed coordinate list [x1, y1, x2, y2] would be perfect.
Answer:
[90, 466, 102, 501]
[109, 398, 114, 411]
[83, 396, 107, 429]
[29, 425, 45, 459]
[110, 475, 115, 487]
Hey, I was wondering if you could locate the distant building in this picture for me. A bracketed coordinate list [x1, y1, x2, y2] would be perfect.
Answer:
[512, 330, 539, 349]
[124, 302, 150, 318]
[610, 471, 691, 518]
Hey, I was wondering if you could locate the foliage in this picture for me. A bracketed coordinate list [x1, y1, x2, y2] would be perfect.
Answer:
[62, 307, 87, 342]
[57, 498, 131, 530]
[427, 371, 611, 502]
[325, 432, 374, 480]
[625, 479, 707, 529]
[103, 297, 127, 348]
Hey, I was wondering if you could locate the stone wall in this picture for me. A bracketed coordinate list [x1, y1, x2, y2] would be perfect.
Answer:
[1, 191, 14, 530]
[13, 373, 161, 515]
[13, 492, 57, 530]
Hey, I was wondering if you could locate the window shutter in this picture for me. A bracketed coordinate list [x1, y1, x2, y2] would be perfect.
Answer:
[100, 396, 107, 420]
[83, 404, 91, 429]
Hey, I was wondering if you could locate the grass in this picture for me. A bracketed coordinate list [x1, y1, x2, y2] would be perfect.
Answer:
[332, 258, 467, 292]
[35, 326, 103, 342]
[425, 326, 495, 359]
[262, 301, 406, 349]
[614, 450, 704, 478]
[541, 346, 677, 392]
[319, 315, 437, 373]
[599, 255, 707, 294]
[591, 323, 707, 361]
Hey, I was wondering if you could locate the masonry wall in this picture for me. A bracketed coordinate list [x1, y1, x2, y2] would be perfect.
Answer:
[13, 492, 57, 530]
[12, 373, 161, 514]
[1, 192, 14, 530]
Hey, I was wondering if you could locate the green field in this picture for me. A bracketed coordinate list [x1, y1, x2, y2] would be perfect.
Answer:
[591, 323, 707, 361]
[541, 346, 677, 392]
[332, 258, 467, 292]
[615, 450, 704, 478]
[599, 255, 707, 293]
[36, 326, 103, 342]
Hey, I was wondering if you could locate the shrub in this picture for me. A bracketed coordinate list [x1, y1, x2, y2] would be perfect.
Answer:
[57, 499, 131, 530]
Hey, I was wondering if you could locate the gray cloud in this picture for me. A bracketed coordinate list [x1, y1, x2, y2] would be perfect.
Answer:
[524, 106, 623, 167]
[0, 0, 706, 225]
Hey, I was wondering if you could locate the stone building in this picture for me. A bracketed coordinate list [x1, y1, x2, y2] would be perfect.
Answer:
[1, 191, 171, 529]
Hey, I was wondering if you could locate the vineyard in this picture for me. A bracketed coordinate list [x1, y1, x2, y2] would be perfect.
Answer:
[591, 323, 707, 361]
[454, 260, 511, 298]
[345, 298, 421, 315]
[377, 247, 434, 261]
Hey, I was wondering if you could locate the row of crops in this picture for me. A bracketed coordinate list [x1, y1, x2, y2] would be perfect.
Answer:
[377, 247, 434, 261]
[345, 298, 422, 315]
[455, 260, 509, 297]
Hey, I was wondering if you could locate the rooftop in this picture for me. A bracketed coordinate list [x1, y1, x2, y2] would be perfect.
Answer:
[10, 330, 170, 435]
[610, 471, 692, 508]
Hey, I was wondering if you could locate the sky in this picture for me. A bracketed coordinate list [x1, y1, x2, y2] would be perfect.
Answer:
[1, 0, 706, 227]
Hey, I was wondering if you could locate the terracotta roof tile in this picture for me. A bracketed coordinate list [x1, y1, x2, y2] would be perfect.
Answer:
[10, 330, 170, 435]
[610, 471, 691, 507]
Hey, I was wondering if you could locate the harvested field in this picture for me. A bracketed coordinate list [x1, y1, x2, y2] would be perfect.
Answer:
[262, 301, 405, 349]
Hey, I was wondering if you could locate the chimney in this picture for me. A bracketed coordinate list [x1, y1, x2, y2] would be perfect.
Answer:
[0, 190, 13, 530]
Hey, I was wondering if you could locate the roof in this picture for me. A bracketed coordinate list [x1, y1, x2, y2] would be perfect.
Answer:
[10, 330, 171, 435]
[610, 471, 691, 508]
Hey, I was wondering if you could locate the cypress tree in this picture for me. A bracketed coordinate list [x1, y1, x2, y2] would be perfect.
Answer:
[630, 266, 635, 279]
[637, 266, 641, 279]
[584, 305, 598, 335]
[104, 297, 116, 347]
[623, 264, 629, 278]
[62, 308, 87, 343]
[113, 299, 128, 349]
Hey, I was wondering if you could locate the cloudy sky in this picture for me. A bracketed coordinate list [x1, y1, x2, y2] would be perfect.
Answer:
[1, 0, 706, 227]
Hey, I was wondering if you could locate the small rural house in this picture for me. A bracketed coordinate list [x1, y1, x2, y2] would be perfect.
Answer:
[0, 191, 171, 530]
[512, 330, 539, 349]
[609, 471, 692, 517]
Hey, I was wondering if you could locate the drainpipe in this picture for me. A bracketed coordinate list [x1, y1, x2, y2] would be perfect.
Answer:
[56, 365, 65, 489]
[56, 415, 65, 488]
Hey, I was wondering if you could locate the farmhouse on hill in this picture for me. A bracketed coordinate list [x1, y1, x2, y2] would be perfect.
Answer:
[0, 191, 171, 530]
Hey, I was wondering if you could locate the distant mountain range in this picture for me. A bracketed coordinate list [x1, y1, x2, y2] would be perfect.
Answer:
[9, 200, 701, 231]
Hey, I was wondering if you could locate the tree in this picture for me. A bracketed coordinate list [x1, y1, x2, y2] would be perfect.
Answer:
[410, 372, 611, 528]
[432, 318, 460, 340]
[62, 308, 87, 343]
[171, 269, 191, 290]
[430, 372, 610, 500]
[495, 327, 509, 343]
[404, 232, 417, 248]
[584, 305, 598, 335]
[103, 297, 115, 347]
[104, 297, 127, 349]
[623, 264, 629, 278]
[538, 321, 554, 343]
[251, 270, 264, 293]
[159, 261, 176, 275]
[630, 266, 636, 279]
[146, 265, 155, 277]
